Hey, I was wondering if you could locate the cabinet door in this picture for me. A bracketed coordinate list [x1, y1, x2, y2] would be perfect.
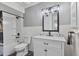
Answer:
[34, 45, 46, 56]
[47, 46, 62, 56]
[33, 39, 46, 56]
[46, 40, 62, 56]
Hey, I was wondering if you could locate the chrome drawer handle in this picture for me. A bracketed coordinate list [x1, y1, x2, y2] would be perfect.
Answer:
[44, 49, 48, 52]
[44, 42, 48, 45]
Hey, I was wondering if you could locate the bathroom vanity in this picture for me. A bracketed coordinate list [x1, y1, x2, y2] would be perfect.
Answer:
[32, 35, 66, 56]
[32, 4, 66, 56]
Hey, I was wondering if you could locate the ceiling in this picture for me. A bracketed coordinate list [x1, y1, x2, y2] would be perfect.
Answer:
[1, 2, 40, 13]
[16, 2, 40, 9]
[1, 2, 61, 13]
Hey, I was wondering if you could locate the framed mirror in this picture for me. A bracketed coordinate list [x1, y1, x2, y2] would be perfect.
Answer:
[42, 10, 59, 33]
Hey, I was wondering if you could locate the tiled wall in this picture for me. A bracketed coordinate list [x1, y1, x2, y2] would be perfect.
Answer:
[23, 25, 72, 55]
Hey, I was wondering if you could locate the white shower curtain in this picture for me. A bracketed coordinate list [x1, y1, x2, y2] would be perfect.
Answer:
[3, 12, 17, 56]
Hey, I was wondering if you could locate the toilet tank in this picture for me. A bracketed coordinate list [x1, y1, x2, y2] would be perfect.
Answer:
[22, 35, 31, 44]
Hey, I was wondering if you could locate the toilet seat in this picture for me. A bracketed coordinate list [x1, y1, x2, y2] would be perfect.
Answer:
[15, 43, 28, 52]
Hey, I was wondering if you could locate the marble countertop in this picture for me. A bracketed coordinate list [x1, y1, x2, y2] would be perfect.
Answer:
[32, 35, 66, 42]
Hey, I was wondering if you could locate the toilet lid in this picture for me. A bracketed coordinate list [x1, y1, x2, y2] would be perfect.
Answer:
[15, 43, 28, 49]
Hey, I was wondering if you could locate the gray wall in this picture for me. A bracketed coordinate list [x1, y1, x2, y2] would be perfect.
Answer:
[24, 2, 71, 26]
[59, 2, 71, 25]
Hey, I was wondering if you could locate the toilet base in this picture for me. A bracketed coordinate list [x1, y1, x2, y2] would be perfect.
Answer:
[16, 51, 28, 56]
[15, 43, 29, 56]
[16, 50, 28, 56]
[16, 48, 28, 56]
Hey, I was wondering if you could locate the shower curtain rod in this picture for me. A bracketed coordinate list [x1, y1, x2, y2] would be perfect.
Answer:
[1, 10, 24, 19]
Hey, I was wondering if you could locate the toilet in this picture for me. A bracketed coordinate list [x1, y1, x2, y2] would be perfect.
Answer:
[15, 35, 31, 56]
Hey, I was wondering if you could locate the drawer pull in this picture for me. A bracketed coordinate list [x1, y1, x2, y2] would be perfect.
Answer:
[44, 49, 48, 52]
[44, 42, 48, 45]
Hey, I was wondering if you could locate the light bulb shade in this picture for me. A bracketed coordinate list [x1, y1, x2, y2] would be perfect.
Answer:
[41, 9, 50, 16]
[45, 9, 49, 13]
[41, 9, 46, 15]
[50, 6, 59, 14]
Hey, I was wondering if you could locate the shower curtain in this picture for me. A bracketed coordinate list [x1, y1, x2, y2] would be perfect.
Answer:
[3, 12, 17, 56]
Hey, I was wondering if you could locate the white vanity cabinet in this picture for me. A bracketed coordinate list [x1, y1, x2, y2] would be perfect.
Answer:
[32, 35, 66, 56]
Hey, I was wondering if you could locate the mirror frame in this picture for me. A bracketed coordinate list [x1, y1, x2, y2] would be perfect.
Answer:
[42, 10, 59, 32]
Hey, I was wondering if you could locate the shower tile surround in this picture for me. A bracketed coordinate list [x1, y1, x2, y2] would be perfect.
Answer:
[0, 3, 23, 56]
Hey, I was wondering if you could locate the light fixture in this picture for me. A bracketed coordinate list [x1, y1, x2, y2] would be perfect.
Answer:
[45, 9, 49, 13]
[41, 4, 59, 16]
[41, 9, 49, 16]
[51, 6, 59, 14]
[51, 8, 54, 14]
[41, 9, 46, 15]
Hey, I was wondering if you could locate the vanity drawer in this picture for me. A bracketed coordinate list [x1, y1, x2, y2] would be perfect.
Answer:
[33, 38, 61, 48]
[44, 39, 62, 48]
[33, 38, 46, 46]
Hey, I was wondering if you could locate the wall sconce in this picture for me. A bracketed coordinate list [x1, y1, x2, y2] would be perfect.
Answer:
[41, 8, 50, 16]
[41, 4, 59, 16]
